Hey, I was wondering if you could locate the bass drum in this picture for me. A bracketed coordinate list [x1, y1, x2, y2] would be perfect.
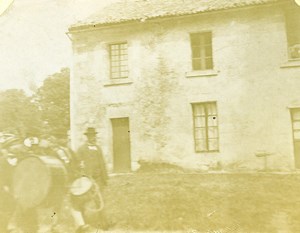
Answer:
[12, 155, 67, 209]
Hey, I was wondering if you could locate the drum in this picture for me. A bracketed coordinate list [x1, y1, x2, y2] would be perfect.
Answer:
[12, 155, 67, 209]
[70, 176, 104, 212]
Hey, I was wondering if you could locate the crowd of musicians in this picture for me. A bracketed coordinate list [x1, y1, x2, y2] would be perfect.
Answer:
[0, 127, 111, 233]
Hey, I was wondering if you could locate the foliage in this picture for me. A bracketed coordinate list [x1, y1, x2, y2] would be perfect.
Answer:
[0, 89, 42, 137]
[34, 67, 70, 138]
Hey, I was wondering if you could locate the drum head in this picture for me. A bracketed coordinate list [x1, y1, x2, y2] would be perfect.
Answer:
[12, 156, 51, 209]
[70, 177, 93, 196]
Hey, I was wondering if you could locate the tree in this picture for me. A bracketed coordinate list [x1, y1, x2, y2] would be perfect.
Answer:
[34, 68, 70, 139]
[0, 89, 42, 137]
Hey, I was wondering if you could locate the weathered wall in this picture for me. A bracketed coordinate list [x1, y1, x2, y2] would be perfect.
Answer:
[70, 4, 300, 171]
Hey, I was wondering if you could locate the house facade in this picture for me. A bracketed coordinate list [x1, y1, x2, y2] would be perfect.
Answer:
[68, 0, 300, 172]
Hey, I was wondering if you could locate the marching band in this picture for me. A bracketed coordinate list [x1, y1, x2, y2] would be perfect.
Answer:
[0, 128, 110, 233]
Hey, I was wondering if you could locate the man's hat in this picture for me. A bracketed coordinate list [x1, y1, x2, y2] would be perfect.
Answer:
[84, 127, 97, 135]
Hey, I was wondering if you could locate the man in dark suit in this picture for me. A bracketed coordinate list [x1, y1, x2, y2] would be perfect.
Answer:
[76, 127, 108, 188]
[75, 127, 110, 231]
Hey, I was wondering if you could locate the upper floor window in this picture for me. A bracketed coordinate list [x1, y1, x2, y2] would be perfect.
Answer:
[190, 32, 213, 70]
[109, 42, 128, 79]
[192, 102, 219, 153]
[285, 6, 300, 60]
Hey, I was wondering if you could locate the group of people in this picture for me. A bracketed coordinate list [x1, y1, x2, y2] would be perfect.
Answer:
[0, 127, 111, 233]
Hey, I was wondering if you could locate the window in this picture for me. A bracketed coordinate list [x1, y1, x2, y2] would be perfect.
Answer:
[192, 102, 219, 152]
[291, 108, 300, 141]
[190, 32, 213, 70]
[109, 42, 128, 79]
[285, 6, 300, 60]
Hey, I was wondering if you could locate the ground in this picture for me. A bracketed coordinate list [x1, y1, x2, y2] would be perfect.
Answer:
[38, 170, 300, 233]
[103, 172, 300, 233]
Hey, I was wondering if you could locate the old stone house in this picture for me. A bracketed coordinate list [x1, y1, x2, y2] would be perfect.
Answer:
[68, 0, 300, 172]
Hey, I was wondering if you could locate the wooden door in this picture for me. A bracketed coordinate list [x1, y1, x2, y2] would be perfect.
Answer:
[111, 117, 131, 172]
[291, 109, 300, 169]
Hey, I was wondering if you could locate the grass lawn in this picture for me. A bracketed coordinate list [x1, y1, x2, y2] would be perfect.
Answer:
[102, 172, 300, 232]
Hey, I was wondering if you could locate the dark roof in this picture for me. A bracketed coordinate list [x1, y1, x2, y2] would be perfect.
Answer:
[70, 0, 283, 30]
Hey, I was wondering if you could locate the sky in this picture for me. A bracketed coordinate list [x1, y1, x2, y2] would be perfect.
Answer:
[0, 0, 117, 93]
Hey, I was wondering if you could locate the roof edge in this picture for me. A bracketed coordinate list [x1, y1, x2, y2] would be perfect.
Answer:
[68, 0, 287, 33]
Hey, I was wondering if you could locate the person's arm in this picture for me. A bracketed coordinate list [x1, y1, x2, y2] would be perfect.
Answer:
[75, 145, 87, 174]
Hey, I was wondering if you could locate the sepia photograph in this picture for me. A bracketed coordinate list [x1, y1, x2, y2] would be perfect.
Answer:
[0, 0, 300, 232]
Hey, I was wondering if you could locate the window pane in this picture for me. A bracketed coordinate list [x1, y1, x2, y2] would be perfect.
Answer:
[120, 55, 128, 60]
[294, 131, 300, 140]
[111, 50, 119, 56]
[120, 66, 128, 72]
[205, 57, 213, 69]
[193, 104, 205, 116]
[205, 45, 212, 57]
[195, 128, 206, 139]
[293, 121, 300, 130]
[110, 44, 118, 50]
[120, 49, 127, 55]
[111, 61, 119, 67]
[208, 127, 218, 138]
[111, 72, 119, 79]
[196, 139, 207, 152]
[206, 103, 216, 114]
[207, 116, 217, 126]
[208, 139, 219, 151]
[120, 60, 128, 66]
[194, 116, 205, 127]
[121, 67, 128, 72]
[192, 47, 201, 58]
[111, 56, 119, 61]
[111, 66, 119, 72]
[204, 33, 212, 45]
[120, 71, 128, 77]
[121, 43, 127, 49]
[190, 34, 201, 45]
[292, 109, 300, 120]
[192, 59, 201, 70]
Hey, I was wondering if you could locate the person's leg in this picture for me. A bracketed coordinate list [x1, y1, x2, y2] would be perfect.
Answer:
[82, 182, 111, 230]
[15, 207, 39, 233]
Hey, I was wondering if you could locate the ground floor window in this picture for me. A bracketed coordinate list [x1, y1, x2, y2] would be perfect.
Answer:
[290, 108, 300, 169]
[291, 108, 300, 142]
[192, 102, 219, 152]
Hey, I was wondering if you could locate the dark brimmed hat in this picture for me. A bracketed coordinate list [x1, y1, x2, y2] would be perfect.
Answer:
[84, 127, 97, 135]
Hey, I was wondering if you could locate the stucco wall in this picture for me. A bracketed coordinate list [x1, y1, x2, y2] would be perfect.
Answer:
[70, 4, 300, 171]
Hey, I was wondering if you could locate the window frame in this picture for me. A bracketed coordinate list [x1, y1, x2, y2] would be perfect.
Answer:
[192, 101, 219, 153]
[190, 31, 214, 71]
[108, 42, 129, 79]
[290, 108, 300, 142]
[284, 6, 300, 61]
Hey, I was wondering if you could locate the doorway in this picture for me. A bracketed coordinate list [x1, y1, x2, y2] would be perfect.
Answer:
[111, 117, 131, 172]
